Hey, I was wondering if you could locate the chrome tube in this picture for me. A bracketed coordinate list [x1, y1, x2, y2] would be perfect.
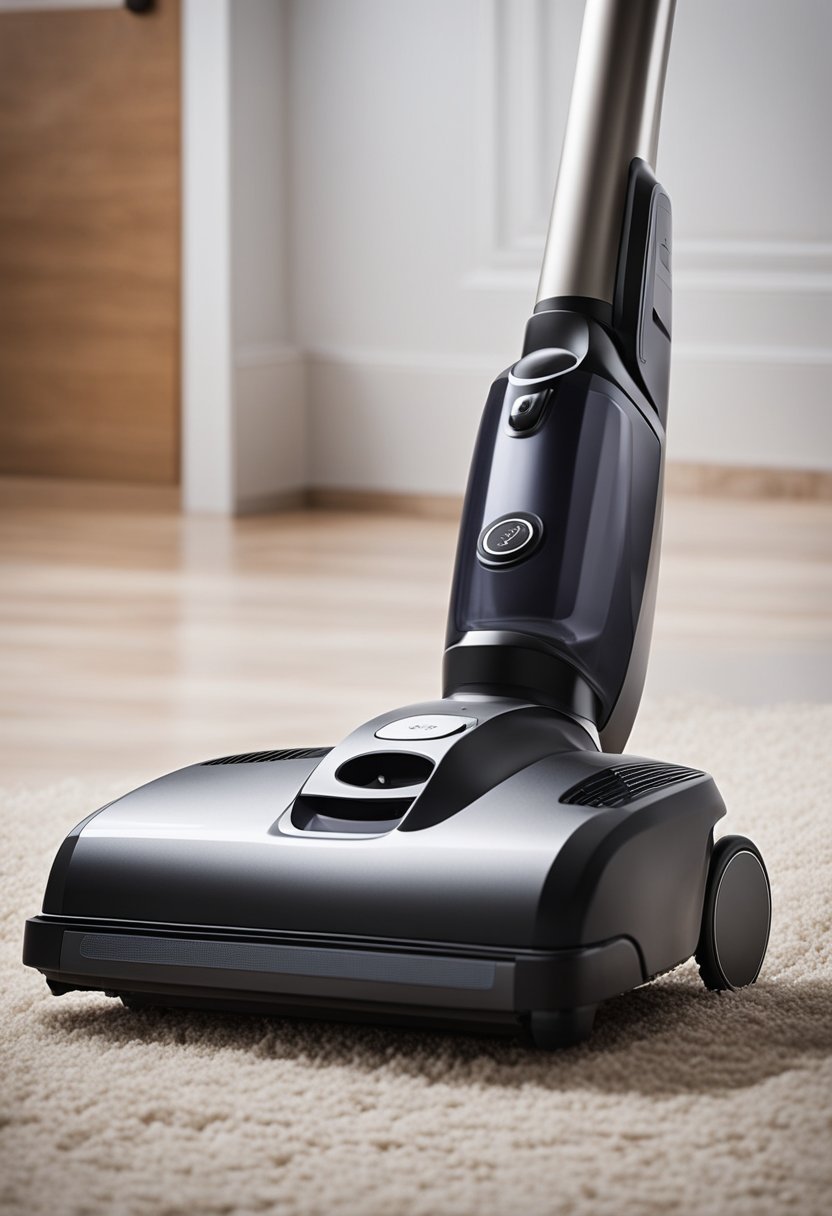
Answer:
[536, 0, 676, 307]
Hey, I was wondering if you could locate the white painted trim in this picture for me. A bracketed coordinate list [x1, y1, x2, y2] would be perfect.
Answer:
[651, 240, 832, 293]
[307, 346, 499, 375]
[181, 0, 234, 514]
[470, 2, 832, 298]
[466, 249, 832, 294]
[675, 344, 832, 367]
[307, 341, 832, 373]
[676, 238, 832, 262]
[476, 0, 578, 265]
[233, 353, 307, 509]
[307, 348, 832, 497]
[234, 344, 304, 369]
[464, 248, 832, 294]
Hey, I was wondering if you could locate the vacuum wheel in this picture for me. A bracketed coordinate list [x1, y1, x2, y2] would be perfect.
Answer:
[696, 834, 771, 991]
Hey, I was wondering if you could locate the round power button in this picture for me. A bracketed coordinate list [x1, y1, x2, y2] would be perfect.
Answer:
[477, 512, 542, 566]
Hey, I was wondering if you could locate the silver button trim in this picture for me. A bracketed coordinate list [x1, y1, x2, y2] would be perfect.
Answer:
[375, 714, 477, 741]
[481, 518, 534, 557]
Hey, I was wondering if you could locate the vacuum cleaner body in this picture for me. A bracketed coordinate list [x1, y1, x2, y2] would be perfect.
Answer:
[445, 163, 671, 755]
[24, 697, 725, 1042]
[24, 0, 772, 1048]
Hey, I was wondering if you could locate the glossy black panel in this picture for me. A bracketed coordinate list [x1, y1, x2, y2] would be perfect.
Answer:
[713, 850, 771, 987]
[445, 361, 661, 730]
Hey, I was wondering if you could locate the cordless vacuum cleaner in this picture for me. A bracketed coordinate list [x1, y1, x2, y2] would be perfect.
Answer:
[24, 0, 771, 1048]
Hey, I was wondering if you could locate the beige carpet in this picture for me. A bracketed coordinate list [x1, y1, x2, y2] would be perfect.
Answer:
[2, 699, 830, 1216]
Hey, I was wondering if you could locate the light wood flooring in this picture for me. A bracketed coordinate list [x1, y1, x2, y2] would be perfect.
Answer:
[1, 477, 830, 787]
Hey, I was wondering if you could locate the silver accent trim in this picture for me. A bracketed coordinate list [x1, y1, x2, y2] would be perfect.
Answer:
[536, 0, 676, 305]
[507, 351, 578, 387]
[482, 518, 534, 557]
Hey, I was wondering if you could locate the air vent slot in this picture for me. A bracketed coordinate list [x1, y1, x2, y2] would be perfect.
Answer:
[291, 794, 412, 835]
[561, 762, 704, 809]
[204, 748, 331, 766]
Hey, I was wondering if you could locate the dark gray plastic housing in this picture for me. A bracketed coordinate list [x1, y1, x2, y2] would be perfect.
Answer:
[24, 701, 724, 1038]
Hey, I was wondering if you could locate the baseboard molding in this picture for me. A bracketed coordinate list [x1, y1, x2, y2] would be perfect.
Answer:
[307, 488, 463, 519]
[666, 462, 832, 501]
[305, 349, 832, 498]
[308, 463, 832, 519]
[233, 351, 308, 511]
[234, 488, 309, 516]
[4, 462, 829, 523]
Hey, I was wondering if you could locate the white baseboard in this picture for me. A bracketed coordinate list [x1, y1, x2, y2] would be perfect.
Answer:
[233, 347, 308, 510]
[306, 346, 832, 497]
[669, 350, 832, 471]
[307, 349, 488, 496]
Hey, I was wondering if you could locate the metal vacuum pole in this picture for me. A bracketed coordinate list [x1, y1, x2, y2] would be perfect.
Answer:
[536, 0, 676, 307]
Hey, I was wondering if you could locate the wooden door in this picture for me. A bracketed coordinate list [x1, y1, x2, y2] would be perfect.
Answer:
[0, 0, 180, 484]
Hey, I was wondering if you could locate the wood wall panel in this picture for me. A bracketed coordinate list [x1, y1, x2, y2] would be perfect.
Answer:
[0, 0, 180, 483]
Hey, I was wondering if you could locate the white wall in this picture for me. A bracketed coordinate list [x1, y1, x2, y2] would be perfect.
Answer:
[289, 0, 832, 496]
[183, 0, 832, 510]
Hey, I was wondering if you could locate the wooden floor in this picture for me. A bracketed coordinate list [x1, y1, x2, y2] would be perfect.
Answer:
[1, 477, 830, 787]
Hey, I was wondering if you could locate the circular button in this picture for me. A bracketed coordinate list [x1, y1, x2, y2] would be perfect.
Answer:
[477, 513, 542, 566]
[375, 714, 477, 741]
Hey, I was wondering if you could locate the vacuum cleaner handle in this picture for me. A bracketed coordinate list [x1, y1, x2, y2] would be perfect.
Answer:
[537, 0, 676, 308]
[444, 0, 676, 752]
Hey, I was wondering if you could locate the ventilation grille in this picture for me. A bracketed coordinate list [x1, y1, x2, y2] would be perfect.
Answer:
[561, 762, 704, 809]
[204, 748, 331, 766]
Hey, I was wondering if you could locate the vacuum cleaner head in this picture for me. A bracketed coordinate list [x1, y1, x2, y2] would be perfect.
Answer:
[23, 0, 772, 1047]
[23, 698, 770, 1048]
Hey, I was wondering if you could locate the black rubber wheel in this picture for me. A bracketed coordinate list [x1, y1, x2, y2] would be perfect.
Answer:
[529, 1005, 596, 1050]
[696, 834, 771, 991]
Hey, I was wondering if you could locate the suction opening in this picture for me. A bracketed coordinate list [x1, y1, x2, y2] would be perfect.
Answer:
[335, 752, 434, 790]
[509, 347, 579, 386]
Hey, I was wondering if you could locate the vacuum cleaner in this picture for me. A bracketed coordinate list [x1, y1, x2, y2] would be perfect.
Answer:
[24, 0, 772, 1048]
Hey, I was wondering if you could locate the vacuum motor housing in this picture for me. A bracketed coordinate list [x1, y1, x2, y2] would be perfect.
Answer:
[24, 701, 725, 1040]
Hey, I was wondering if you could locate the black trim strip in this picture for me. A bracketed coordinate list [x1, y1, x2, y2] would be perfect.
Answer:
[77, 932, 496, 991]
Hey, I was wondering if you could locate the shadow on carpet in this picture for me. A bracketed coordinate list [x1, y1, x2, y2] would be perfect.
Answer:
[37, 969, 832, 1098]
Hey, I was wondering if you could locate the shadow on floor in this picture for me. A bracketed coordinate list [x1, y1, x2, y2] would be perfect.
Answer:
[40, 971, 832, 1098]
